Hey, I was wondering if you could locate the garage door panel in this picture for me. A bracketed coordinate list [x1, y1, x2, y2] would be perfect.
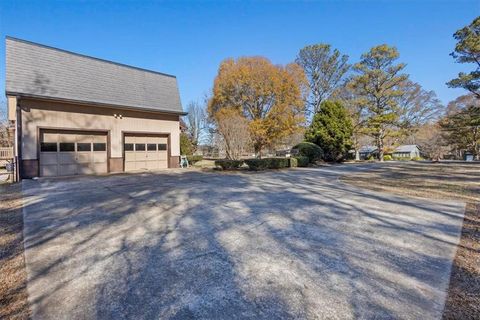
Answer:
[125, 152, 135, 161]
[40, 165, 57, 177]
[77, 153, 92, 164]
[124, 134, 168, 172]
[78, 164, 93, 175]
[39, 130, 108, 177]
[92, 163, 107, 174]
[146, 152, 159, 160]
[40, 153, 58, 165]
[158, 160, 168, 169]
[58, 164, 76, 176]
[146, 160, 159, 170]
[58, 153, 76, 164]
[124, 161, 136, 171]
[135, 161, 147, 170]
[59, 134, 76, 143]
[93, 153, 107, 163]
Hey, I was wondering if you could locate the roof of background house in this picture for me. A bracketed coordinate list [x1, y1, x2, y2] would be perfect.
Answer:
[5, 37, 184, 115]
[394, 145, 419, 153]
[359, 145, 378, 153]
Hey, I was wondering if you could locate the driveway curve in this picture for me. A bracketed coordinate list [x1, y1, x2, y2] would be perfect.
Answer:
[21, 165, 465, 319]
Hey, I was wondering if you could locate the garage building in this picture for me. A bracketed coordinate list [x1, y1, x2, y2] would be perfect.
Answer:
[5, 37, 185, 179]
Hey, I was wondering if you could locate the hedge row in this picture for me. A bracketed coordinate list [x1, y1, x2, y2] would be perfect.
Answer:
[215, 157, 309, 171]
[214, 159, 244, 170]
[187, 155, 203, 164]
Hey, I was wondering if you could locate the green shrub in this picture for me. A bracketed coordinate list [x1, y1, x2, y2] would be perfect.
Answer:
[187, 155, 203, 164]
[383, 155, 392, 161]
[245, 158, 290, 170]
[214, 159, 244, 170]
[367, 155, 375, 161]
[295, 156, 309, 167]
[305, 100, 353, 162]
[180, 133, 193, 156]
[245, 159, 269, 171]
[292, 142, 323, 163]
[289, 157, 298, 168]
[411, 156, 424, 161]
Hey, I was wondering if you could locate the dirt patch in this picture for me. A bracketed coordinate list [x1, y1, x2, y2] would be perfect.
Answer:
[443, 202, 480, 319]
[341, 162, 480, 319]
[0, 183, 30, 320]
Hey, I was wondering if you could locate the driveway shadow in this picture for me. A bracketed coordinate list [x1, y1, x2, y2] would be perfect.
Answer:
[21, 167, 466, 319]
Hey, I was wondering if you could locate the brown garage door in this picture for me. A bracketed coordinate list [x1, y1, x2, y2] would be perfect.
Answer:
[124, 135, 168, 171]
[39, 130, 108, 177]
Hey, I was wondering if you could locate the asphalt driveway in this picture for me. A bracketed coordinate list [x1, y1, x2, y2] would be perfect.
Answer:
[21, 165, 466, 319]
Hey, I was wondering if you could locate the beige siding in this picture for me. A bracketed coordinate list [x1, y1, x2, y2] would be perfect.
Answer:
[20, 99, 180, 160]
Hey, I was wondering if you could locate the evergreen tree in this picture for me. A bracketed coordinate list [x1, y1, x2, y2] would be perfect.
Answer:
[447, 16, 480, 98]
[305, 100, 353, 162]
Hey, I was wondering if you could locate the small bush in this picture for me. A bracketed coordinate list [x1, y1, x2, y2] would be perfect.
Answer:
[245, 158, 290, 170]
[295, 156, 309, 167]
[187, 155, 203, 164]
[292, 142, 323, 163]
[411, 156, 424, 161]
[383, 155, 392, 161]
[289, 157, 298, 168]
[214, 159, 244, 170]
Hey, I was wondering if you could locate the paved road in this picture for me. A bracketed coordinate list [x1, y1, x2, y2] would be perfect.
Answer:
[22, 165, 466, 319]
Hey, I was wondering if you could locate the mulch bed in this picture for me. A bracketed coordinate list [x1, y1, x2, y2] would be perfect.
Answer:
[0, 183, 30, 320]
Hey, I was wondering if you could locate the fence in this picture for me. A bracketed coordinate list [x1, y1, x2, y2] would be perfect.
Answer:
[0, 147, 15, 183]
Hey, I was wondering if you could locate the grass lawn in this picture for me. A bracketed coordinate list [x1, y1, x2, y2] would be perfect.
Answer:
[341, 162, 480, 320]
[0, 183, 30, 320]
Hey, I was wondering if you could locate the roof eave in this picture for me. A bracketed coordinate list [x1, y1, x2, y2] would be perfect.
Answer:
[6, 91, 188, 116]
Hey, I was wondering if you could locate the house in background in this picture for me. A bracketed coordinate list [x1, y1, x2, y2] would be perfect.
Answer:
[392, 145, 421, 159]
[358, 145, 378, 160]
[6, 37, 185, 179]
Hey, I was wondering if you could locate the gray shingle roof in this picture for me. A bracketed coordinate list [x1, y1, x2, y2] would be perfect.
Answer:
[5, 37, 184, 114]
[359, 145, 378, 153]
[394, 145, 419, 152]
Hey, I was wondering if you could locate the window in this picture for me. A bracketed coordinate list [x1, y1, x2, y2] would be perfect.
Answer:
[93, 143, 106, 152]
[135, 144, 146, 151]
[59, 143, 75, 152]
[158, 144, 167, 151]
[124, 143, 134, 151]
[40, 142, 57, 152]
[147, 144, 157, 151]
[77, 143, 91, 152]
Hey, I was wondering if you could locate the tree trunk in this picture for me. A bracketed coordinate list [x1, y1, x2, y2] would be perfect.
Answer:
[376, 132, 384, 162]
[254, 143, 262, 159]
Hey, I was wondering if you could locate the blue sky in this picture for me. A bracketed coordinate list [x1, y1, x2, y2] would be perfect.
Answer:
[0, 0, 478, 110]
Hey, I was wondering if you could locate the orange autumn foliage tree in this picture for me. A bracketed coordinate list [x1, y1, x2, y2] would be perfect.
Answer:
[208, 57, 307, 157]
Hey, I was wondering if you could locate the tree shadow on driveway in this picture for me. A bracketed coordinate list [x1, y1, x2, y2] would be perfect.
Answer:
[21, 167, 466, 319]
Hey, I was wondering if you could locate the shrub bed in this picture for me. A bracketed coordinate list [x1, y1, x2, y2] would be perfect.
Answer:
[295, 156, 309, 167]
[214, 159, 244, 170]
[187, 155, 203, 164]
[292, 142, 323, 163]
[245, 158, 290, 170]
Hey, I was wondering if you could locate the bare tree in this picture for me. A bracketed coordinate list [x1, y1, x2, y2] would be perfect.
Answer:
[216, 110, 251, 160]
[397, 80, 444, 131]
[0, 101, 13, 147]
[410, 123, 447, 160]
[185, 100, 207, 148]
[296, 44, 350, 115]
